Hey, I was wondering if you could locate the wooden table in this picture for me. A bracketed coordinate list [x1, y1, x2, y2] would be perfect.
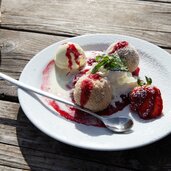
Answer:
[0, 0, 171, 170]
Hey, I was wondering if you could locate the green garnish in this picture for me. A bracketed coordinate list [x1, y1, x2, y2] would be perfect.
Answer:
[145, 76, 152, 85]
[137, 79, 146, 86]
[91, 54, 128, 74]
[137, 76, 152, 86]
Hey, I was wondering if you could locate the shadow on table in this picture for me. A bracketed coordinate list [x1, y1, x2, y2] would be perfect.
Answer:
[16, 107, 171, 170]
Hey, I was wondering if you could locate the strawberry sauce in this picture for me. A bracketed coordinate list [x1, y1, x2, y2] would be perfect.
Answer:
[78, 74, 101, 107]
[80, 79, 93, 107]
[132, 67, 140, 77]
[88, 73, 101, 80]
[50, 101, 104, 127]
[66, 44, 81, 70]
[109, 41, 128, 54]
[97, 95, 130, 116]
[72, 69, 89, 86]
[41, 60, 55, 91]
[87, 58, 96, 66]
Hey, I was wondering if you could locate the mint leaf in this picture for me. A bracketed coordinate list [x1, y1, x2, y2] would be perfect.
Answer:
[91, 55, 128, 74]
[91, 59, 108, 74]
[95, 55, 104, 62]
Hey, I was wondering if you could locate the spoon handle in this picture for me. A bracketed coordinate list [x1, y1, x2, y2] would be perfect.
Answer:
[0, 73, 102, 120]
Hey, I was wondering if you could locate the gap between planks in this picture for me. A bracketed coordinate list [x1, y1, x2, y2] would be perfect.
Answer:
[1, 0, 171, 38]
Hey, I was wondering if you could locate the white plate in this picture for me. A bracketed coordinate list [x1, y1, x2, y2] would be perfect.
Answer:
[18, 34, 171, 151]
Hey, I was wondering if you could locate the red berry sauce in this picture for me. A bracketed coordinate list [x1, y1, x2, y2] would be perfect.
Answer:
[87, 58, 96, 66]
[132, 67, 140, 77]
[109, 41, 128, 55]
[72, 69, 90, 86]
[97, 95, 130, 116]
[79, 74, 101, 107]
[66, 43, 81, 70]
[41, 60, 55, 91]
[80, 79, 93, 107]
[50, 100, 104, 127]
[88, 73, 101, 80]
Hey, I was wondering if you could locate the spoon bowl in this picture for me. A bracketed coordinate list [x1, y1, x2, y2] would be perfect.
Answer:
[0, 72, 134, 133]
[102, 117, 133, 133]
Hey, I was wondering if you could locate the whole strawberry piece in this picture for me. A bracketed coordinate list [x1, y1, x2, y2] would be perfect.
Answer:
[129, 77, 163, 119]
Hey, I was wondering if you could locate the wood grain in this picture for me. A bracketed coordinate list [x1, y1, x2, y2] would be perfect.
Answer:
[1, 0, 171, 48]
[0, 165, 27, 171]
[141, 0, 171, 3]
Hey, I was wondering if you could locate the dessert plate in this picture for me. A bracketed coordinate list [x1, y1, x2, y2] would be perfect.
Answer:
[18, 34, 171, 151]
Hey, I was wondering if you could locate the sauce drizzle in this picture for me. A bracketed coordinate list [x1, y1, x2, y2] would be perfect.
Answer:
[80, 79, 93, 107]
[66, 44, 81, 69]
[109, 41, 128, 54]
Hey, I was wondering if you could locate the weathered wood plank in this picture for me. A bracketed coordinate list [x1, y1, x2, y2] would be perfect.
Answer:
[0, 0, 2, 23]
[1, 0, 171, 48]
[0, 143, 130, 171]
[1, 100, 171, 170]
[142, 0, 171, 3]
[0, 165, 28, 171]
[0, 29, 65, 75]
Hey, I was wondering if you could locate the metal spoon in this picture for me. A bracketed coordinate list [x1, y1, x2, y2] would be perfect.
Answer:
[0, 72, 133, 133]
